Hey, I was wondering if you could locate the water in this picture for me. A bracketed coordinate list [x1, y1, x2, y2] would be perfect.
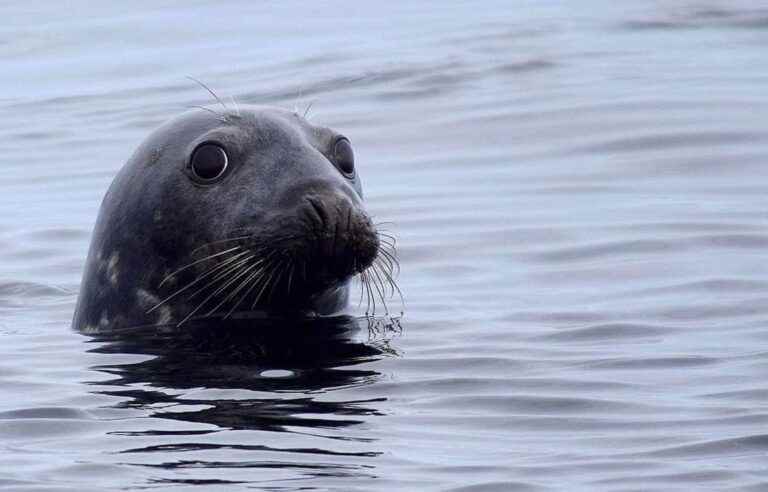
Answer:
[2, 1, 768, 490]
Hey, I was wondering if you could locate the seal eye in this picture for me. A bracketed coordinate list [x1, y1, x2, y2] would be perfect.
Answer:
[190, 143, 228, 182]
[333, 138, 355, 177]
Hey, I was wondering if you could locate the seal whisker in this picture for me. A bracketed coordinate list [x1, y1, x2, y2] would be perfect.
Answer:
[378, 246, 400, 277]
[379, 240, 399, 263]
[190, 235, 251, 257]
[378, 251, 395, 276]
[159, 246, 242, 288]
[286, 263, 295, 296]
[379, 240, 398, 254]
[374, 245, 395, 276]
[224, 266, 267, 319]
[247, 269, 273, 311]
[266, 259, 288, 302]
[187, 76, 229, 112]
[358, 270, 368, 312]
[250, 260, 281, 310]
[244, 250, 280, 309]
[377, 231, 397, 243]
[188, 105, 226, 122]
[368, 262, 390, 314]
[375, 257, 405, 313]
[205, 260, 263, 317]
[362, 270, 375, 316]
[376, 229, 397, 244]
[372, 257, 393, 297]
[357, 268, 366, 308]
[185, 254, 257, 302]
[379, 234, 396, 248]
[147, 250, 251, 314]
[367, 270, 376, 316]
[376, 262, 393, 312]
[378, 242, 397, 257]
[229, 94, 241, 117]
[303, 100, 316, 119]
[177, 254, 256, 325]
[380, 258, 398, 294]
[378, 240, 396, 254]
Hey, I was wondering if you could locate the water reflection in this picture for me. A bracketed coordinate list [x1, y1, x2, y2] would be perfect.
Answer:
[83, 316, 399, 463]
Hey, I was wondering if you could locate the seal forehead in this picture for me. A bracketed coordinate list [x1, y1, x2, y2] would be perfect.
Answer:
[240, 107, 321, 141]
[155, 105, 335, 155]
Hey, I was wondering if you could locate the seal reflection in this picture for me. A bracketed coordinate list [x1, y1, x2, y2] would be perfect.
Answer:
[83, 316, 400, 483]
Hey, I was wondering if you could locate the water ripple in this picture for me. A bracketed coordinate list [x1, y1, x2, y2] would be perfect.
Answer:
[1, 1, 767, 490]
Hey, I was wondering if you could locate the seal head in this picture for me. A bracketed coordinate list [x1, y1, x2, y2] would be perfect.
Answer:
[73, 105, 384, 331]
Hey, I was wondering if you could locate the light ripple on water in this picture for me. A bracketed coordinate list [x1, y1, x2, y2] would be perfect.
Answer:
[1, 0, 768, 491]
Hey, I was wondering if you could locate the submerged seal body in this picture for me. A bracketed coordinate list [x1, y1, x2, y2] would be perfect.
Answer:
[73, 105, 388, 331]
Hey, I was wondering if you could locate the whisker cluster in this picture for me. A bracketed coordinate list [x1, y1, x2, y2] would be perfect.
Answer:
[147, 237, 291, 326]
[357, 224, 404, 318]
[146, 223, 403, 326]
[186, 76, 242, 121]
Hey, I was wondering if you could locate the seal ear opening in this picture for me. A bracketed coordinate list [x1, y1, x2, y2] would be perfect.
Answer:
[189, 143, 229, 183]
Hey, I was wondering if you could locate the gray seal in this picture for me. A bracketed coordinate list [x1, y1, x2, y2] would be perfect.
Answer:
[72, 105, 397, 331]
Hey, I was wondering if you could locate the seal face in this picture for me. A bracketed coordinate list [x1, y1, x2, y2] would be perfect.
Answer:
[73, 105, 390, 331]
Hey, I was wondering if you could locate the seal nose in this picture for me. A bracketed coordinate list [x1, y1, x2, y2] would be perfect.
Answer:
[301, 190, 379, 278]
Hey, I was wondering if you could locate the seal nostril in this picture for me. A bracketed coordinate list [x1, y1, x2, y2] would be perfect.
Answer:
[306, 197, 328, 230]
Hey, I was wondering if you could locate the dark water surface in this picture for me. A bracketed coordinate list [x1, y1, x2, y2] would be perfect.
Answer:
[2, 1, 768, 490]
